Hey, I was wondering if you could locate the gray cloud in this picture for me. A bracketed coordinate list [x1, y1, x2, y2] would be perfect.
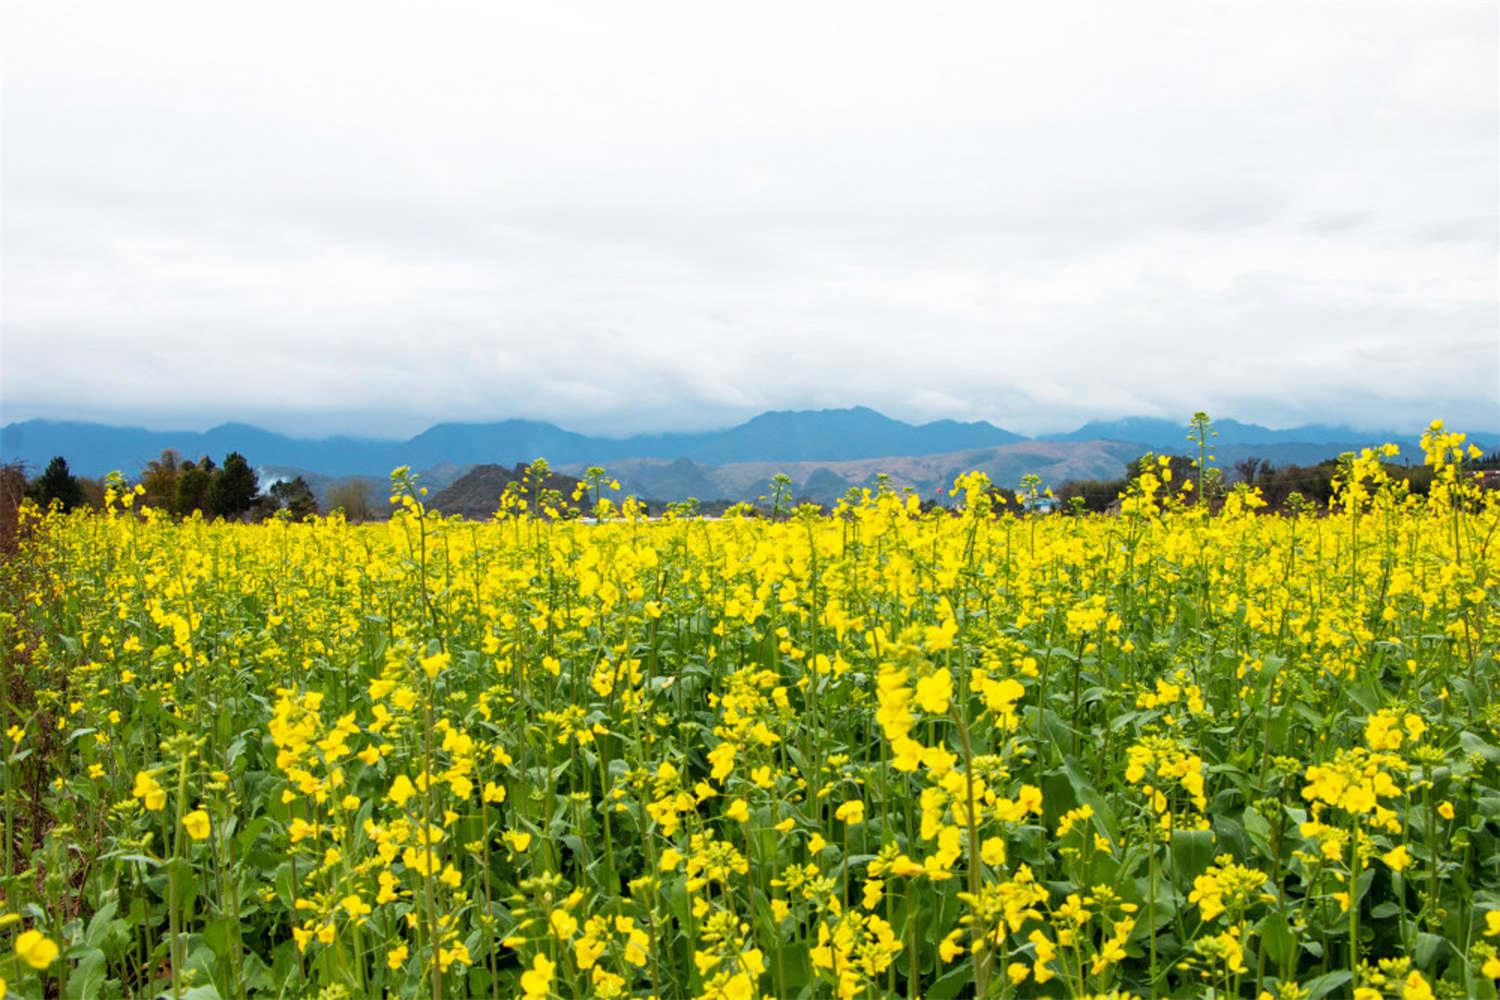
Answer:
[3, 1, 1496, 439]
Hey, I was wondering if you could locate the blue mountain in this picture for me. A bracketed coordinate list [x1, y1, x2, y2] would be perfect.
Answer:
[0, 407, 1025, 478]
[1042, 417, 1419, 451]
[4, 409, 1489, 480]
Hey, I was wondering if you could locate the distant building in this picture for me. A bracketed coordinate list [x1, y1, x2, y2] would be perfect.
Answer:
[1022, 495, 1059, 514]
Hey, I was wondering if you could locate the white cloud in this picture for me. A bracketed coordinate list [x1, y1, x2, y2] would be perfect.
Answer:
[2, 0, 1496, 438]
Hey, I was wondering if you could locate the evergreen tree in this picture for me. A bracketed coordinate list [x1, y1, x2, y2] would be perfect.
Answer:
[175, 458, 214, 515]
[211, 452, 260, 519]
[31, 456, 83, 511]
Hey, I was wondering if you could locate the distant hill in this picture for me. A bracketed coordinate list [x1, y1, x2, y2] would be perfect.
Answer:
[428, 464, 584, 520]
[5, 411, 1492, 505]
[579, 439, 1146, 505]
[0, 420, 397, 479]
[1038, 416, 1424, 451]
[0, 407, 1026, 478]
[641, 407, 1026, 463]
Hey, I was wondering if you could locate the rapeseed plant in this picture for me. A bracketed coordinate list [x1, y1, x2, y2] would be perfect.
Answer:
[0, 426, 1495, 997]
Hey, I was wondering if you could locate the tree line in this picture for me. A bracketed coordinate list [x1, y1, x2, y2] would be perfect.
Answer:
[1056, 451, 1500, 513]
[12, 450, 376, 521]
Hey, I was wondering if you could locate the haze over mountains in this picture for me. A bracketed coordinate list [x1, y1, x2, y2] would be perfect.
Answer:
[3, 407, 1491, 505]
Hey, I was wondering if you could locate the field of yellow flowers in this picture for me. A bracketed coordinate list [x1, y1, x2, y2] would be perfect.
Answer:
[1, 425, 1498, 999]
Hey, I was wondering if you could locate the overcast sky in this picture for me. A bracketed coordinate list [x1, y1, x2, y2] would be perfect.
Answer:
[2, 1, 1496, 439]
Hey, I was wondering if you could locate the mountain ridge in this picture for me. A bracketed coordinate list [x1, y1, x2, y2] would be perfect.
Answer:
[3, 409, 1492, 483]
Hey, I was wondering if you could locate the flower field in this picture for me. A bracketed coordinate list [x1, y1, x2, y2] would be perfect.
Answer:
[2, 427, 1498, 999]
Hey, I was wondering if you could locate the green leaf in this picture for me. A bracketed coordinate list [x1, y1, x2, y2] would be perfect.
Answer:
[1412, 931, 1448, 970]
[1303, 969, 1352, 1000]
[1061, 758, 1120, 840]
[1460, 731, 1500, 764]
[84, 900, 118, 949]
[203, 916, 238, 956]
[1258, 911, 1296, 969]
[105, 852, 162, 868]
[1170, 828, 1216, 882]
[925, 963, 974, 1000]
[1242, 805, 1274, 859]
[72, 947, 108, 1000]
[1345, 682, 1381, 713]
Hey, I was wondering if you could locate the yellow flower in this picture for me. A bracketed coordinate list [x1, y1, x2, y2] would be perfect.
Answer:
[834, 800, 865, 825]
[1382, 844, 1412, 872]
[182, 809, 211, 841]
[437, 941, 472, 972]
[1438, 801, 1454, 820]
[726, 798, 750, 823]
[708, 742, 737, 781]
[132, 770, 166, 811]
[1015, 784, 1043, 815]
[521, 952, 555, 1000]
[387, 774, 416, 807]
[1486, 909, 1500, 937]
[387, 943, 408, 969]
[574, 931, 606, 970]
[550, 908, 578, 940]
[889, 854, 925, 877]
[913, 668, 953, 714]
[938, 928, 965, 962]
[418, 651, 451, 680]
[892, 737, 925, 772]
[1401, 970, 1435, 1000]
[659, 847, 684, 871]
[1029, 929, 1057, 983]
[14, 929, 59, 970]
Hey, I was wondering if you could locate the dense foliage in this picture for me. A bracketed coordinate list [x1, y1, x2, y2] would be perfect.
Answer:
[0, 422, 1497, 999]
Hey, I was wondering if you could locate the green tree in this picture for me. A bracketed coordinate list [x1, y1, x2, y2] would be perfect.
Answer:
[139, 449, 182, 510]
[211, 452, 260, 519]
[30, 456, 84, 511]
[269, 476, 319, 520]
[175, 458, 215, 515]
